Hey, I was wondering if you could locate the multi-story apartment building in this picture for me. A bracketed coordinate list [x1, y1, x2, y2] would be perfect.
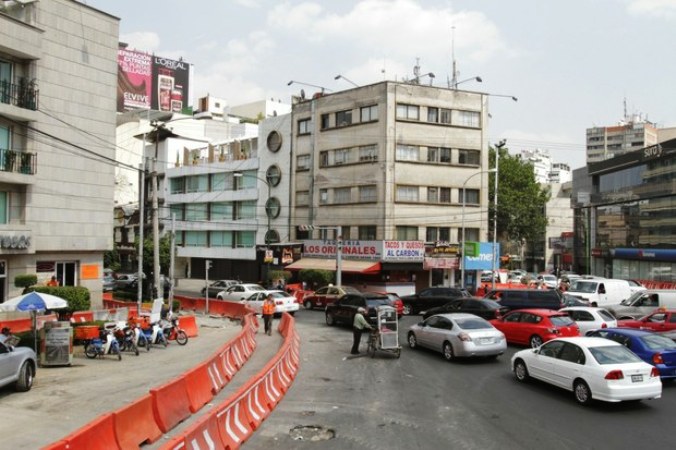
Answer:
[586, 116, 658, 163]
[288, 81, 492, 288]
[0, 0, 118, 306]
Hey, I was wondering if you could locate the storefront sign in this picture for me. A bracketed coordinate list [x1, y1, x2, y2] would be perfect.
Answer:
[382, 240, 425, 262]
[464, 242, 500, 270]
[303, 240, 381, 260]
[423, 257, 459, 269]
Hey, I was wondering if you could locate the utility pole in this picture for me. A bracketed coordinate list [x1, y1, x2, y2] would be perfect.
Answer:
[152, 128, 161, 301]
[168, 213, 176, 313]
[137, 160, 145, 312]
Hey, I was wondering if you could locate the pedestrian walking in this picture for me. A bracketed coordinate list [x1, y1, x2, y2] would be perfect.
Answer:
[262, 293, 276, 336]
[351, 307, 373, 355]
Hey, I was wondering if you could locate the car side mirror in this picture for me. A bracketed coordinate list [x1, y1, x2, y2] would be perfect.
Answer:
[418, 322, 425, 327]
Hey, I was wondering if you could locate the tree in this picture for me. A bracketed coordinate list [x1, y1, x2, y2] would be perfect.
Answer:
[136, 234, 172, 278]
[489, 145, 550, 267]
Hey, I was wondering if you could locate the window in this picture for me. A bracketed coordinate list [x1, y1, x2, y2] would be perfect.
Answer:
[396, 226, 418, 240]
[186, 175, 208, 193]
[457, 110, 480, 127]
[235, 231, 255, 248]
[396, 144, 419, 161]
[439, 108, 452, 124]
[396, 104, 419, 120]
[334, 187, 351, 204]
[185, 203, 207, 221]
[426, 227, 450, 241]
[210, 231, 233, 247]
[427, 107, 438, 123]
[169, 204, 183, 221]
[235, 171, 256, 190]
[266, 131, 282, 152]
[266, 165, 282, 187]
[334, 148, 349, 165]
[296, 190, 309, 206]
[297, 154, 310, 170]
[458, 149, 480, 165]
[341, 226, 351, 240]
[235, 200, 256, 219]
[0, 60, 12, 104]
[359, 185, 376, 202]
[463, 227, 479, 241]
[211, 172, 235, 191]
[211, 202, 233, 221]
[440, 187, 451, 203]
[360, 105, 378, 122]
[335, 110, 352, 127]
[266, 197, 281, 218]
[427, 187, 437, 202]
[0, 191, 7, 224]
[185, 231, 207, 247]
[298, 118, 311, 135]
[319, 189, 328, 205]
[359, 226, 376, 240]
[170, 177, 185, 194]
[462, 189, 480, 204]
[359, 145, 377, 161]
[396, 185, 419, 202]
[321, 113, 330, 130]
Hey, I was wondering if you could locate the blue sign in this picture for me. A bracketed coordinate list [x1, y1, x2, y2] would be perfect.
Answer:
[612, 248, 676, 262]
[464, 242, 500, 270]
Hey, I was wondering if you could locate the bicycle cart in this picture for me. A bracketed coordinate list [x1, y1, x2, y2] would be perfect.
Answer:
[367, 305, 401, 358]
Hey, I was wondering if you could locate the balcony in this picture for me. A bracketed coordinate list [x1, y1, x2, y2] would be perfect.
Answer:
[0, 149, 37, 176]
[0, 79, 39, 111]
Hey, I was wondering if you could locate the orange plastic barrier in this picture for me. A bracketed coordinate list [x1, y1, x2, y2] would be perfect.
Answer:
[112, 393, 163, 449]
[61, 414, 118, 450]
[178, 315, 199, 337]
[184, 362, 216, 413]
[216, 395, 255, 449]
[70, 311, 94, 323]
[150, 376, 192, 433]
[40, 440, 67, 450]
[0, 317, 32, 334]
[162, 413, 221, 450]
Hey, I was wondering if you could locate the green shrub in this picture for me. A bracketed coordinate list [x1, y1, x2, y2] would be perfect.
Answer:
[298, 269, 334, 289]
[28, 286, 91, 312]
[14, 274, 38, 288]
[268, 270, 292, 285]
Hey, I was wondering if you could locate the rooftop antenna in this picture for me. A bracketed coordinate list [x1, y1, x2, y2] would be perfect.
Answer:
[450, 25, 458, 89]
[413, 57, 421, 83]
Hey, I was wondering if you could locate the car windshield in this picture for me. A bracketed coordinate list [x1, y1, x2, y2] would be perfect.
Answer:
[366, 299, 391, 307]
[550, 316, 575, 326]
[597, 309, 615, 321]
[248, 285, 265, 291]
[270, 292, 289, 299]
[569, 281, 597, 293]
[482, 299, 501, 309]
[640, 334, 676, 350]
[589, 345, 642, 364]
[620, 291, 645, 306]
[455, 317, 492, 330]
[342, 286, 361, 294]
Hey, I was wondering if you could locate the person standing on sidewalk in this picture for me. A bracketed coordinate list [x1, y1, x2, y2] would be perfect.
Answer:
[262, 294, 276, 336]
[351, 307, 373, 355]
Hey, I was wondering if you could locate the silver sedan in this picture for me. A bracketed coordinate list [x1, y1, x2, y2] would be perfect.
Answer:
[407, 313, 507, 361]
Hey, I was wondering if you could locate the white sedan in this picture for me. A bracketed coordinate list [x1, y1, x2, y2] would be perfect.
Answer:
[242, 290, 299, 316]
[559, 307, 617, 334]
[216, 283, 266, 301]
[511, 337, 662, 405]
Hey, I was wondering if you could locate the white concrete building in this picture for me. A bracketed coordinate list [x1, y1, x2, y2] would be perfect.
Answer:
[0, 0, 118, 306]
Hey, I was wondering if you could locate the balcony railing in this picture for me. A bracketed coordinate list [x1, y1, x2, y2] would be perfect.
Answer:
[0, 79, 39, 111]
[0, 149, 37, 175]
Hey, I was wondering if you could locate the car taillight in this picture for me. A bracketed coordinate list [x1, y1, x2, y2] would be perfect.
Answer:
[458, 332, 472, 342]
[547, 328, 559, 334]
[650, 367, 660, 378]
[275, 300, 283, 305]
[652, 353, 664, 365]
[601, 322, 607, 328]
[604, 370, 624, 380]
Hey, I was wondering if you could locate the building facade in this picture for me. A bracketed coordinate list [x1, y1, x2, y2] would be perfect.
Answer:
[586, 117, 658, 164]
[0, 0, 118, 306]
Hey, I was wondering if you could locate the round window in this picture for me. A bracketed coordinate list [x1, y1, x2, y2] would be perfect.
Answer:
[265, 229, 280, 245]
[265, 197, 281, 219]
[266, 165, 282, 187]
[266, 131, 282, 153]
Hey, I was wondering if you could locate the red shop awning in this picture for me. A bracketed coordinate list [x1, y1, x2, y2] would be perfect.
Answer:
[285, 258, 381, 274]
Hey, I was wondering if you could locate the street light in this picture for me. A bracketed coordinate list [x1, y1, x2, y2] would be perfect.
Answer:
[334, 74, 359, 88]
[413, 72, 435, 85]
[461, 168, 497, 289]
[489, 94, 518, 102]
[287, 80, 332, 94]
[452, 76, 482, 89]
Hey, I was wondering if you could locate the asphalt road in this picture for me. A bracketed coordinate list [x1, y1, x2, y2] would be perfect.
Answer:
[245, 310, 676, 450]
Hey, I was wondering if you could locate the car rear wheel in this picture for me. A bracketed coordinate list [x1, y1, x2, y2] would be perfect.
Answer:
[574, 380, 592, 405]
[442, 342, 455, 361]
[514, 359, 529, 382]
[15, 361, 34, 392]
[325, 313, 335, 326]
[402, 304, 413, 315]
[407, 332, 418, 349]
[529, 335, 543, 348]
[304, 300, 313, 310]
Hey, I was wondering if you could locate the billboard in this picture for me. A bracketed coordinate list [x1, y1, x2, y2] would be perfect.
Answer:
[117, 47, 192, 113]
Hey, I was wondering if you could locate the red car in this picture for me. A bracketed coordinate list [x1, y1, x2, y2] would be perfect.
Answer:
[490, 308, 580, 348]
[617, 309, 676, 332]
[381, 292, 404, 318]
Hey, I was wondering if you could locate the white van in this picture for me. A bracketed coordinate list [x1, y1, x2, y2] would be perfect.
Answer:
[607, 290, 676, 319]
[566, 279, 635, 307]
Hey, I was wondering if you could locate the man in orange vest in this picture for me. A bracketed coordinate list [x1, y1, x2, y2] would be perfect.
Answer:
[262, 294, 276, 336]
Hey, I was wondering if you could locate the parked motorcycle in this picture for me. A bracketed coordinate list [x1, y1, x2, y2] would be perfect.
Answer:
[114, 323, 139, 356]
[84, 328, 122, 360]
[161, 315, 188, 345]
[131, 323, 151, 351]
[141, 322, 168, 348]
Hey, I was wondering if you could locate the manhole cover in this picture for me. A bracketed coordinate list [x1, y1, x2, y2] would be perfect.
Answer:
[289, 425, 336, 441]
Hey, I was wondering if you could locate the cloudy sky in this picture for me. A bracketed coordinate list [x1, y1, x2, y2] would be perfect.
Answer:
[84, 0, 676, 169]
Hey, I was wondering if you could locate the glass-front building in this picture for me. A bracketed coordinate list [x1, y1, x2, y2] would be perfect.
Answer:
[572, 138, 676, 281]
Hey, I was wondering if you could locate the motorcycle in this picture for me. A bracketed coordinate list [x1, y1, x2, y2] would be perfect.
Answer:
[141, 322, 168, 348]
[84, 328, 122, 360]
[161, 315, 188, 345]
[114, 323, 139, 356]
[132, 323, 151, 351]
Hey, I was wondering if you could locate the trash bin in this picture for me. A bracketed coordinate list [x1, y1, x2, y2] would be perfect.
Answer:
[40, 321, 73, 367]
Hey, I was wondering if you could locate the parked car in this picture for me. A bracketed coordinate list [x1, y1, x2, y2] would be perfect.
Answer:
[607, 290, 676, 319]
[407, 313, 506, 361]
[102, 275, 116, 292]
[511, 337, 662, 405]
[114, 274, 137, 290]
[241, 290, 299, 316]
[616, 309, 676, 332]
[422, 298, 508, 321]
[484, 288, 564, 311]
[216, 283, 266, 301]
[586, 328, 676, 380]
[0, 337, 37, 392]
[302, 285, 361, 310]
[400, 287, 470, 316]
[559, 306, 617, 334]
[536, 274, 558, 289]
[566, 278, 635, 307]
[490, 309, 580, 348]
[325, 293, 391, 327]
[625, 279, 646, 294]
[380, 292, 404, 318]
[201, 280, 239, 298]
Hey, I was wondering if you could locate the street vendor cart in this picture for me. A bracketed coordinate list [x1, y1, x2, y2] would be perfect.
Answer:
[367, 305, 401, 358]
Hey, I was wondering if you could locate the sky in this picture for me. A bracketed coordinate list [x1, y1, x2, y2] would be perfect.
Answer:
[83, 0, 676, 170]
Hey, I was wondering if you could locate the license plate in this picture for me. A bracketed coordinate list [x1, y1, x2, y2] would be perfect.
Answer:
[631, 374, 643, 383]
[479, 338, 493, 344]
